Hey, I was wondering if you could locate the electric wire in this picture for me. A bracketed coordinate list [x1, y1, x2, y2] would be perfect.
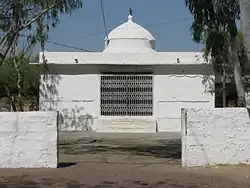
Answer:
[100, 0, 109, 39]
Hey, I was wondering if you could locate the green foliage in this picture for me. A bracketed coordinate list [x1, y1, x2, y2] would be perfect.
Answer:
[185, 0, 242, 73]
[203, 31, 230, 72]
[0, 55, 40, 100]
[185, 0, 238, 66]
[239, 0, 250, 66]
[0, 0, 83, 109]
[203, 30, 247, 81]
[23, 0, 83, 49]
[236, 31, 248, 66]
[0, 0, 83, 58]
[186, 0, 240, 41]
[185, 0, 248, 106]
[185, 0, 240, 70]
[0, 0, 83, 31]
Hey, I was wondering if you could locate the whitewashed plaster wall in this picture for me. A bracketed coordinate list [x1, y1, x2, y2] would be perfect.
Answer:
[0, 111, 58, 168]
[40, 73, 214, 132]
[39, 52, 206, 65]
[154, 75, 214, 132]
[182, 108, 250, 167]
[39, 74, 100, 131]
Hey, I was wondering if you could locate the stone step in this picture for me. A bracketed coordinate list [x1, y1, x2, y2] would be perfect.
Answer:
[95, 117, 156, 133]
[96, 129, 156, 133]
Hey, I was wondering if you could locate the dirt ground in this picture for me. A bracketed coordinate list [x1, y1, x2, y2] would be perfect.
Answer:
[1, 132, 250, 187]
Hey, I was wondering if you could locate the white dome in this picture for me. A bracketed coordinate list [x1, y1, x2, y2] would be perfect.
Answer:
[107, 16, 155, 40]
[103, 12, 156, 53]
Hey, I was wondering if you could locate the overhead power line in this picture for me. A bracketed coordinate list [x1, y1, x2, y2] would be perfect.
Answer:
[18, 34, 93, 52]
[0, 16, 192, 52]
[35, 16, 192, 52]
[44, 17, 193, 52]
[79, 16, 193, 40]
[100, 0, 109, 39]
[46, 40, 93, 52]
[143, 17, 192, 28]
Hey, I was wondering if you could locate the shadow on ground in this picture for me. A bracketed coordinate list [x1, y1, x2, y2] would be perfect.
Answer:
[59, 138, 181, 160]
[0, 176, 85, 188]
[2, 177, 243, 188]
[58, 162, 77, 168]
[1, 174, 248, 188]
[0, 176, 204, 188]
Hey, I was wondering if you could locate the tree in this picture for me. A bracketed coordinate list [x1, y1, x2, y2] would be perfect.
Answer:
[239, 0, 250, 68]
[185, 0, 246, 107]
[202, 30, 227, 106]
[0, 0, 83, 65]
[236, 31, 248, 79]
[0, 54, 40, 111]
[203, 31, 248, 107]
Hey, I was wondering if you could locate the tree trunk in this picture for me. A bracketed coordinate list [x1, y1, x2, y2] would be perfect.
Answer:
[4, 85, 17, 111]
[13, 54, 24, 111]
[0, 0, 20, 66]
[12, 42, 23, 111]
[0, 33, 17, 66]
[239, 0, 250, 68]
[230, 38, 246, 107]
[222, 67, 227, 107]
[12, 1, 24, 112]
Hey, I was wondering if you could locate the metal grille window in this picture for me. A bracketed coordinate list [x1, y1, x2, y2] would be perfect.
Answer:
[100, 73, 153, 116]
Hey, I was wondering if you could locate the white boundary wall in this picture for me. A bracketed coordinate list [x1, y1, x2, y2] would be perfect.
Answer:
[181, 108, 250, 167]
[0, 111, 58, 168]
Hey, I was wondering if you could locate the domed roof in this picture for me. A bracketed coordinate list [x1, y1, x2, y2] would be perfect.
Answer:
[103, 9, 156, 53]
[107, 13, 155, 41]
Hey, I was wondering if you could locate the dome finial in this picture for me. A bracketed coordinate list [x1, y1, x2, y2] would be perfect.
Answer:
[128, 8, 133, 22]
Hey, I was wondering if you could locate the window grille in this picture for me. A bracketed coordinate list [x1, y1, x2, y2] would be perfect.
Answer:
[100, 73, 153, 116]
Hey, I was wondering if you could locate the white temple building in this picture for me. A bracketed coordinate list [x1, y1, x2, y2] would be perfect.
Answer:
[38, 11, 214, 132]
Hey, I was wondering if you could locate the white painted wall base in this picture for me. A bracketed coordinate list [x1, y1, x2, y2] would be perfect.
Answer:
[96, 117, 156, 133]
[182, 108, 250, 167]
[39, 69, 214, 133]
[0, 111, 58, 168]
[156, 118, 181, 132]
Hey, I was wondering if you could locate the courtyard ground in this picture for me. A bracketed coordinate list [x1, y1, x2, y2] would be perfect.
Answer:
[0, 132, 250, 187]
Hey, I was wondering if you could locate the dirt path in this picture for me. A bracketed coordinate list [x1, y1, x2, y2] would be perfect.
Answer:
[0, 164, 250, 187]
[59, 132, 181, 165]
[1, 132, 250, 187]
